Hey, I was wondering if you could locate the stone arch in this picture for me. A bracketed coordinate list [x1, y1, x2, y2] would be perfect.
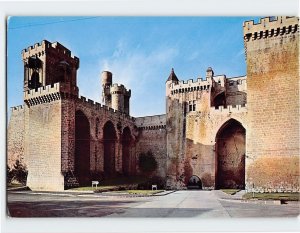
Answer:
[212, 92, 226, 108]
[103, 121, 117, 177]
[75, 110, 91, 186]
[122, 126, 133, 176]
[215, 119, 245, 189]
[187, 175, 202, 189]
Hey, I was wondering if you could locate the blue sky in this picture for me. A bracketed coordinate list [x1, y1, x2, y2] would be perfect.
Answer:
[7, 16, 260, 117]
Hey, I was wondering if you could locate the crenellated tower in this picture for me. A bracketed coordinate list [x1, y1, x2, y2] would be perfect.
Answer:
[243, 16, 299, 192]
[101, 71, 131, 115]
[22, 40, 79, 96]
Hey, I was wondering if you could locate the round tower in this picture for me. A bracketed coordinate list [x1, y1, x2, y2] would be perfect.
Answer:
[101, 71, 112, 106]
[206, 67, 214, 79]
[111, 84, 126, 113]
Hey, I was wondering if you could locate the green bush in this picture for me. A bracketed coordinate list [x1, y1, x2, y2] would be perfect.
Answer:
[7, 160, 28, 186]
[138, 151, 157, 173]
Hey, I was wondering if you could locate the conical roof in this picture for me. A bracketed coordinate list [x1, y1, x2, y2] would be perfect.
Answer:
[167, 68, 179, 82]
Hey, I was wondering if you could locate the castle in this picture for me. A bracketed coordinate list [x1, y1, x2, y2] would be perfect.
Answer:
[7, 16, 299, 192]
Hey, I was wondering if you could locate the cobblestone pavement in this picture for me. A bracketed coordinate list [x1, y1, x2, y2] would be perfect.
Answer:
[7, 190, 300, 218]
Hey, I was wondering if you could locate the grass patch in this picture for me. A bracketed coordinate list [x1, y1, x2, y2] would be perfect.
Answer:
[69, 186, 117, 191]
[220, 189, 240, 195]
[100, 176, 147, 186]
[243, 192, 300, 201]
[68, 176, 161, 193]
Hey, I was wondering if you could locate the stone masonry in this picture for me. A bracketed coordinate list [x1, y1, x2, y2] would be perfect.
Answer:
[7, 16, 299, 192]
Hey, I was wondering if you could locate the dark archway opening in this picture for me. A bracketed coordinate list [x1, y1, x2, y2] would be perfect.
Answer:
[75, 110, 91, 186]
[213, 92, 226, 109]
[215, 119, 245, 189]
[29, 71, 41, 90]
[122, 127, 133, 176]
[103, 121, 117, 177]
[187, 175, 202, 189]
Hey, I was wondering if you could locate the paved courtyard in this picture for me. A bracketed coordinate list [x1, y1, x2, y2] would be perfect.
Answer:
[7, 190, 300, 218]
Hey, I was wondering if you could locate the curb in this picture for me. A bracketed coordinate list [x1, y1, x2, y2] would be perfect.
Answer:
[219, 198, 293, 205]
[7, 186, 29, 191]
[153, 190, 176, 196]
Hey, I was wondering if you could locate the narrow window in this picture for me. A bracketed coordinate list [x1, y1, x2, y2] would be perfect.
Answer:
[193, 100, 196, 111]
[189, 101, 193, 112]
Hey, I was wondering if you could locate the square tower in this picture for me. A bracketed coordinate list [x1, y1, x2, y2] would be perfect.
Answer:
[22, 40, 79, 96]
[244, 17, 299, 192]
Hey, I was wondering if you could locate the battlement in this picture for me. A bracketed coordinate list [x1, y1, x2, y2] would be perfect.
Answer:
[24, 83, 60, 99]
[135, 114, 166, 130]
[243, 16, 299, 42]
[77, 95, 135, 121]
[24, 83, 61, 106]
[11, 105, 24, 112]
[169, 77, 213, 96]
[110, 83, 131, 96]
[22, 40, 79, 63]
[210, 104, 247, 114]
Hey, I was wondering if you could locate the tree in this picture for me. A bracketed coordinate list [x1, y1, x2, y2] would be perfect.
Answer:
[138, 151, 157, 174]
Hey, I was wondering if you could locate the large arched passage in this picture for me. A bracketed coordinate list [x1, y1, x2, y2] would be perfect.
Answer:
[122, 127, 133, 176]
[103, 121, 117, 177]
[215, 119, 245, 189]
[75, 110, 91, 186]
[187, 175, 202, 189]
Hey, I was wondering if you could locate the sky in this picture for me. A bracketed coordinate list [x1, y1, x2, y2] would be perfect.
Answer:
[7, 16, 260, 117]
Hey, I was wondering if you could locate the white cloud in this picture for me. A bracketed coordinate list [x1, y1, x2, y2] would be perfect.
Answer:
[98, 40, 178, 92]
[77, 39, 179, 116]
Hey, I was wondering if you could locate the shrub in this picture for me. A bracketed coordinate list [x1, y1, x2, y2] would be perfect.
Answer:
[138, 151, 157, 174]
[7, 160, 28, 185]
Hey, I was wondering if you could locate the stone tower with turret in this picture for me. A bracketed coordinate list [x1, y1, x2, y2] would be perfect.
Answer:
[101, 71, 131, 115]
[19, 40, 80, 190]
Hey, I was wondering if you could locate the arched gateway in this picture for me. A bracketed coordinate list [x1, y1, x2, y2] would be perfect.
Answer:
[103, 121, 117, 177]
[187, 175, 202, 189]
[122, 127, 133, 176]
[75, 110, 91, 185]
[215, 119, 245, 189]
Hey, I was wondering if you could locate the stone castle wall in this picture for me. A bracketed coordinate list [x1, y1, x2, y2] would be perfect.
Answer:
[73, 96, 137, 176]
[7, 17, 299, 192]
[135, 115, 167, 178]
[23, 84, 64, 191]
[7, 106, 25, 167]
[244, 16, 299, 192]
